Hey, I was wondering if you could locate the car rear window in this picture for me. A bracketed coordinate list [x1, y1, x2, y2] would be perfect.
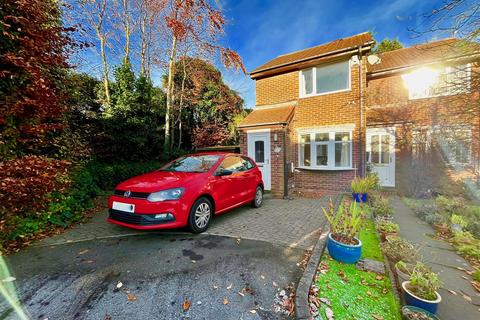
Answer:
[161, 155, 221, 173]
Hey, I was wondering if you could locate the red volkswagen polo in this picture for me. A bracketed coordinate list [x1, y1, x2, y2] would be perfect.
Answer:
[107, 153, 264, 233]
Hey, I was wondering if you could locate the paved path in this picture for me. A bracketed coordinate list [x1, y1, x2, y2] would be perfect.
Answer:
[391, 197, 480, 320]
[36, 195, 328, 250]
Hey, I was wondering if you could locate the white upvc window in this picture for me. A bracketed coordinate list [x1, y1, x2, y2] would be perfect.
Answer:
[300, 60, 351, 97]
[403, 64, 471, 100]
[298, 128, 353, 170]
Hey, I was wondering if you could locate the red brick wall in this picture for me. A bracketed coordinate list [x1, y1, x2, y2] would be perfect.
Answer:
[241, 56, 368, 198]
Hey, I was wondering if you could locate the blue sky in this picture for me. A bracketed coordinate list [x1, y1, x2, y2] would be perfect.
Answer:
[219, 0, 451, 108]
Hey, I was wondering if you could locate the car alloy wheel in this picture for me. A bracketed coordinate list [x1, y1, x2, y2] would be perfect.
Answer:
[194, 202, 211, 229]
[252, 186, 263, 208]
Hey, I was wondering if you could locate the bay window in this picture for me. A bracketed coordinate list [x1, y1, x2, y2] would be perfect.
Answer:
[298, 129, 353, 169]
[300, 60, 351, 97]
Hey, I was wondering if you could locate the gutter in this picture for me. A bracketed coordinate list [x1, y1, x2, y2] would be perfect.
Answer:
[238, 121, 289, 129]
[250, 43, 374, 79]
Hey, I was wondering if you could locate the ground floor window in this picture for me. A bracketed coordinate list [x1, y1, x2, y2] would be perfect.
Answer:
[298, 128, 352, 169]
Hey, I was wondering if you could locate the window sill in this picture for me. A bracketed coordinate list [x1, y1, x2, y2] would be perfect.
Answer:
[300, 88, 351, 99]
[296, 166, 355, 171]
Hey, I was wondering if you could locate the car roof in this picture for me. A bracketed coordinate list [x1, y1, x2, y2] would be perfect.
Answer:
[187, 152, 246, 158]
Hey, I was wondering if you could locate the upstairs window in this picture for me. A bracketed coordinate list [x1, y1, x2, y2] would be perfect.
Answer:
[300, 60, 351, 97]
[402, 64, 471, 100]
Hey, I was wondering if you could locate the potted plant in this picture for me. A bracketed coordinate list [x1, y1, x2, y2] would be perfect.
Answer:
[351, 177, 368, 203]
[402, 262, 442, 314]
[395, 260, 415, 283]
[323, 201, 365, 264]
[382, 236, 419, 265]
[376, 220, 400, 242]
[401, 306, 440, 320]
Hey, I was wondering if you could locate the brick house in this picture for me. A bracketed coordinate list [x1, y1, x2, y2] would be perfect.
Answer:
[238, 32, 480, 198]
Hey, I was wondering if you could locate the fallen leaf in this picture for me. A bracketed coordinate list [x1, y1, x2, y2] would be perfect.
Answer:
[325, 306, 334, 320]
[213, 284, 218, 289]
[116, 282, 123, 289]
[227, 283, 233, 290]
[78, 249, 89, 255]
[223, 297, 229, 305]
[127, 294, 136, 301]
[261, 275, 265, 280]
[471, 281, 480, 293]
[319, 297, 331, 306]
[372, 314, 384, 320]
[197, 301, 202, 305]
[183, 299, 190, 311]
[249, 310, 257, 314]
[448, 289, 458, 295]
[84, 260, 95, 264]
[191, 260, 196, 264]
[236, 238, 241, 244]
[462, 293, 472, 302]
[272, 281, 278, 287]
[238, 291, 245, 297]
[375, 275, 384, 281]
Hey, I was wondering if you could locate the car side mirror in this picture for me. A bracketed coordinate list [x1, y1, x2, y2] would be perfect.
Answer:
[215, 169, 233, 177]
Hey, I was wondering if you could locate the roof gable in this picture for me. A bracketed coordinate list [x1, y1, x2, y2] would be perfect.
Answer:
[368, 38, 480, 74]
[250, 32, 374, 77]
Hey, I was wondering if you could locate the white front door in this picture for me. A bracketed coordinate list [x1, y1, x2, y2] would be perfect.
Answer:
[247, 131, 271, 190]
[366, 128, 396, 187]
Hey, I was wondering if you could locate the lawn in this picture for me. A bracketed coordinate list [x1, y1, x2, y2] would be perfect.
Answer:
[314, 216, 401, 320]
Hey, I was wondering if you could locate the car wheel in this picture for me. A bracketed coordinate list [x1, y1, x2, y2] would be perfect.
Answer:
[188, 197, 213, 233]
[251, 186, 263, 208]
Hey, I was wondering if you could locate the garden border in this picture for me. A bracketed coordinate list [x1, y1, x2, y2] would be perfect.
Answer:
[294, 193, 344, 320]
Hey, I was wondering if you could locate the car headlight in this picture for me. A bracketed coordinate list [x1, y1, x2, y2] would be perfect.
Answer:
[147, 188, 184, 202]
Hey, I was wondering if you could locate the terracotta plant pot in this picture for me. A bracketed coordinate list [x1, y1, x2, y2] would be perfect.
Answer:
[380, 231, 398, 242]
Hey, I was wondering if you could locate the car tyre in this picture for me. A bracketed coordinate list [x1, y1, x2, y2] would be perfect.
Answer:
[251, 186, 264, 208]
[188, 197, 213, 233]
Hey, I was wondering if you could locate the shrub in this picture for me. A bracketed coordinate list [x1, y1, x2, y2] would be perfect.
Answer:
[376, 220, 400, 233]
[0, 156, 70, 230]
[370, 194, 394, 218]
[86, 160, 164, 190]
[382, 236, 419, 264]
[436, 196, 465, 215]
[473, 269, 480, 282]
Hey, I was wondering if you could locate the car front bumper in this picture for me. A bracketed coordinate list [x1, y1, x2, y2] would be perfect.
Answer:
[107, 195, 190, 230]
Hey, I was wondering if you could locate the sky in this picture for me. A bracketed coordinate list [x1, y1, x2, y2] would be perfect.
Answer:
[218, 0, 452, 109]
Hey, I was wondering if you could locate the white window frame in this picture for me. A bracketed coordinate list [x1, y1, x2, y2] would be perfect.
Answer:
[407, 63, 471, 100]
[297, 126, 354, 170]
[299, 59, 352, 98]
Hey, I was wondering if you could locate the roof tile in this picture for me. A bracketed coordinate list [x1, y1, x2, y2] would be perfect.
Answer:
[239, 104, 295, 127]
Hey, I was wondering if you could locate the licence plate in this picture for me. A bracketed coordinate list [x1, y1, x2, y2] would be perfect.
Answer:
[112, 201, 135, 213]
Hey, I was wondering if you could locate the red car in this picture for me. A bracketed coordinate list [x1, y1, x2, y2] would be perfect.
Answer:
[107, 153, 264, 233]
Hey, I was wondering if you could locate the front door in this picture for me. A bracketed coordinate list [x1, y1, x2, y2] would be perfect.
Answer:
[366, 128, 396, 187]
[247, 132, 271, 190]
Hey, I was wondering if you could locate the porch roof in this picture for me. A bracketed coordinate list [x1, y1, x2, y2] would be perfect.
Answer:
[238, 102, 295, 128]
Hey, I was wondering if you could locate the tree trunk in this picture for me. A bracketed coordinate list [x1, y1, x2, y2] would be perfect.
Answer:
[177, 60, 187, 150]
[98, 32, 110, 106]
[140, 13, 147, 76]
[123, 0, 130, 63]
[164, 34, 177, 153]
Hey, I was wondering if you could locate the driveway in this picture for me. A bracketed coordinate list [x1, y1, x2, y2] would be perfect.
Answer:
[1, 196, 329, 319]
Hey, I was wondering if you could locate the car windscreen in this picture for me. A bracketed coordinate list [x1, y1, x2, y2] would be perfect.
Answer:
[160, 155, 221, 173]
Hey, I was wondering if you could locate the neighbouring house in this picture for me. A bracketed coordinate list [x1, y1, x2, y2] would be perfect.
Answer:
[238, 32, 480, 198]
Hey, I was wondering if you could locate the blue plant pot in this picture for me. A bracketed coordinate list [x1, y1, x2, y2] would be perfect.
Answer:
[327, 233, 362, 264]
[402, 281, 442, 315]
[401, 305, 440, 320]
[352, 193, 367, 203]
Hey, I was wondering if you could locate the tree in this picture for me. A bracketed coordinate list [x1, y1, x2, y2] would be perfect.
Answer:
[170, 57, 244, 149]
[0, 0, 75, 159]
[161, 0, 245, 154]
[77, 0, 113, 106]
[373, 38, 403, 53]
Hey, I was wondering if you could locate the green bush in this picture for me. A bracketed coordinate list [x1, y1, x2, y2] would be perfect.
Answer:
[370, 193, 394, 218]
[86, 160, 164, 190]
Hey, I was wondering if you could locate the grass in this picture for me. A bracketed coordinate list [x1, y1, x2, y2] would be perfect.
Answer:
[315, 256, 401, 320]
[315, 216, 400, 319]
[359, 218, 384, 262]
